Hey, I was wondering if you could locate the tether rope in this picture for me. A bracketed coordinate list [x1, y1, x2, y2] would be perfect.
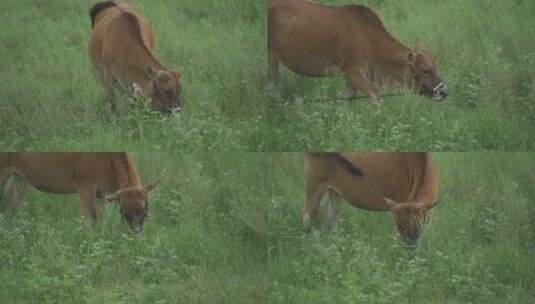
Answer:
[268, 92, 405, 104]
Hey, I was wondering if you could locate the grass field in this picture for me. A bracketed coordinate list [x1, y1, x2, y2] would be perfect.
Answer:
[0, 153, 533, 303]
[267, 0, 535, 151]
[0, 0, 267, 151]
[266, 152, 534, 303]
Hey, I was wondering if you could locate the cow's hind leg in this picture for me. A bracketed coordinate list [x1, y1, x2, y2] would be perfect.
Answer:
[9, 173, 26, 215]
[342, 83, 357, 100]
[345, 68, 381, 104]
[267, 50, 281, 99]
[325, 189, 340, 232]
[303, 164, 328, 231]
[303, 187, 325, 231]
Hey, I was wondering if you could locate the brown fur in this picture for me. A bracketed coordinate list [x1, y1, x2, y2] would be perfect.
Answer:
[303, 152, 439, 247]
[88, 1, 182, 114]
[267, 0, 448, 102]
[0, 152, 158, 233]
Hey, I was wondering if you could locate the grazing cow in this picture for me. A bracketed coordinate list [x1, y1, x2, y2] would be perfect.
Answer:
[0, 152, 159, 233]
[88, 1, 182, 114]
[268, 0, 448, 103]
[304, 152, 439, 248]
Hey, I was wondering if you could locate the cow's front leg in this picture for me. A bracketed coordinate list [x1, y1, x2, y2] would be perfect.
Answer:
[344, 68, 381, 104]
[78, 185, 98, 226]
[325, 189, 340, 232]
[303, 177, 326, 231]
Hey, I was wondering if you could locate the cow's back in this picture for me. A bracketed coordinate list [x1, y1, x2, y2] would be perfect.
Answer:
[308, 153, 429, 211]
[8, 153, 111, 194]
[268, 0, 390, 76]
[268, 0, 347, 76]
[88, 2, 155, 69]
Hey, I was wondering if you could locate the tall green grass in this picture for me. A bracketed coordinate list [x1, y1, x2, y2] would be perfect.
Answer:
[266, 152, 534, 303]
[267, 0, 535, 150]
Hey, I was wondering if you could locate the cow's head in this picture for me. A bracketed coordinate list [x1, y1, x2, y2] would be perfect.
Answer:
[105, 180, 159, 233]
[406, 41, 448, 101]
[145, 66, 182, 113]
[384, 197, 438, 248]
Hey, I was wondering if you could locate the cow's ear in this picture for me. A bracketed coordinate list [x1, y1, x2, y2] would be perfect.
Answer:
[105, 190, 123, 201]
[419, 202, 434, 210]
[144, 180, 159, 193]
[145, 66, 158, 80]
[383, 197, 397, 209]
[156, 70, 170, 83]
[414, 39, 424, 51]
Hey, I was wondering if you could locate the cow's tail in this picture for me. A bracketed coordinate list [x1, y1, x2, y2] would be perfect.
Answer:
[90, 1, 117, 28]
[332, 153, 363, 177]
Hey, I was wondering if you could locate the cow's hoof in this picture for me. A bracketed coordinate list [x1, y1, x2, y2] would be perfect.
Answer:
[302, 213, 312, 231]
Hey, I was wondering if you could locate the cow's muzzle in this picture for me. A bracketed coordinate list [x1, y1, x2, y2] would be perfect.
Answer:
[431, 81, 448, 101]
[132, 225, 143, 234]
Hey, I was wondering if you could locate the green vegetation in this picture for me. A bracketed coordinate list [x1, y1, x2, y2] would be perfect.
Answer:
[267, 0, 535, 150]
[1, 153, 533, 303]
[1, 0, 533, 151]
[0, 0, 266, 151]
[0, 0, 533, 302]
[267, 152, 535, 303]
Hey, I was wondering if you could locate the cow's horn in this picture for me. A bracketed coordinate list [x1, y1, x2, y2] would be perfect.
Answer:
[145, 169, 166, 192]
[414, 39, 423, 50]
[383, 197, 397, 209]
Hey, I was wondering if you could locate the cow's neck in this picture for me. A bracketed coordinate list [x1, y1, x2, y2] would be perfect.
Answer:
[109, 153, 143, 190]
[411, 153, 439, 204]
[129, 49, 164, 93]
[140, 54, 163, 83]
[371, 35, 413, 87]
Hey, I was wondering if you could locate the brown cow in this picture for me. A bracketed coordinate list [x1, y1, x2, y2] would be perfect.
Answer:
[0, 152, 160, 233]
[304, 152, 439, 248]
[268, 0, 448, 103]
[88, 1, 182, 114]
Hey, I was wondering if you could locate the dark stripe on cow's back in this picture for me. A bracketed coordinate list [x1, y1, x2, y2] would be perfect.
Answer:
[90, 1, 117, 28]
[332, 153, 363, 177]
[113, 12, 146, 47]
